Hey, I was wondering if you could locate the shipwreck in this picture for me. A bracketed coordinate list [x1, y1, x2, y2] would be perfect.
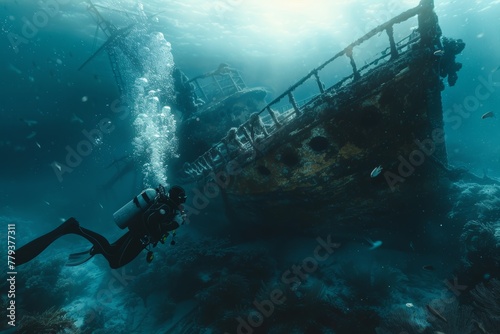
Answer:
[178, 0, 467, 232]
[80, 0, 473, 233]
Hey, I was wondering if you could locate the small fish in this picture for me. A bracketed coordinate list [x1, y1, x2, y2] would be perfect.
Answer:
[26, 131, 36, 139]
[433, 50, 445, 56]
[365, 237, 383, 250]
[370, 165, 383, 178]
[53, 162, 62, 171]
[71, 113, 84, 124]
[423, 265, 435, 271]
[44, 201, 50, 206]
[406, 302, 414, 308]
[59, 218, 66, 222]
[36, 142, 41, 148]
[99, 203, 104, 209]
[8, 63, 22, 74]
[21, 118, 38, 127]
[426, 304, 447, 323]
[481, 111, 494, 119]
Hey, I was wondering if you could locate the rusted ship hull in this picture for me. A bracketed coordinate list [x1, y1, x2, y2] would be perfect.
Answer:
[181, 0, 463, 231]
[223, 54, 448, 230]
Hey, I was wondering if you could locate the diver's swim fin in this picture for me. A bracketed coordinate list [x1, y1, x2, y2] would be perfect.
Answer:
[66, 248, 94, 266]
[16, 217, 80, 266]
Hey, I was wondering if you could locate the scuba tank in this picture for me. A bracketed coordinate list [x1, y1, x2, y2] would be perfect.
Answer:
[113, 188, 158, 229]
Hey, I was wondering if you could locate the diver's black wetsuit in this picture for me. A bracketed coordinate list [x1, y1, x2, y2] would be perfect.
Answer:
[16, 187, 184, 269]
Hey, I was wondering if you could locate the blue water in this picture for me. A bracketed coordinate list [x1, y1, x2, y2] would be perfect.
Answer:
[1, 1, 499, 333]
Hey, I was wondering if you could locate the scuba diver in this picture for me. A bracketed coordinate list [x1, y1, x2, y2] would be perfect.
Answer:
[16, 185, 187, 269]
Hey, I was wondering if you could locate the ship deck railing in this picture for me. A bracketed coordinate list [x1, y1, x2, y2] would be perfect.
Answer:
[181, 0, 438, 182]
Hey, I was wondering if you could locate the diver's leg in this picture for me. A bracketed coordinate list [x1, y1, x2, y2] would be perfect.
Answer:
[16, 217, 142, 269]
[64, 224, 117, 266]
[72, 225, 114, 257]
[16, 217, 80, 266]
[105, 233, 144, 269]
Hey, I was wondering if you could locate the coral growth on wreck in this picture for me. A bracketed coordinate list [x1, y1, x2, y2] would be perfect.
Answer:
[450, 182, 500, 222]
[446, 181, 500, 283]
[461, 220, 500, 269]
[18, 307, 77, 334]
